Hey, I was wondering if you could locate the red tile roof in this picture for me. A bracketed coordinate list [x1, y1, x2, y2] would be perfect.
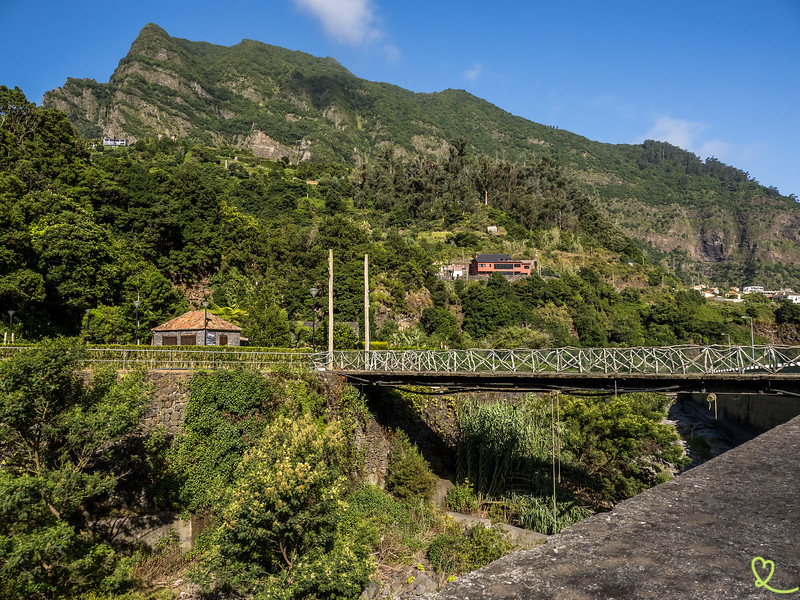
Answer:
[152, 310, 242, 332]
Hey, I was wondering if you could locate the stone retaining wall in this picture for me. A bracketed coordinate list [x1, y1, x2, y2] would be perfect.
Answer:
[141, 370, 192, 436]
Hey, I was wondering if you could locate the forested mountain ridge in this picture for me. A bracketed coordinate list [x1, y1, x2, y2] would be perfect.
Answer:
[7, 82, 800, 350]
[43, 24, 800, 286]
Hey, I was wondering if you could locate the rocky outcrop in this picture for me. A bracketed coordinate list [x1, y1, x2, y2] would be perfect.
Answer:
[699, 227, 726, 262]
[242, 130, 293, 159]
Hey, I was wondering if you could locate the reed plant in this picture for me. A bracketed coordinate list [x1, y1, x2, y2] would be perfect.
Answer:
[456, 396, 555, 498]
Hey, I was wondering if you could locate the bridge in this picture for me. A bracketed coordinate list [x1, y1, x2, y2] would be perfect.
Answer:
[311, 345, 800, 395]
[4, 344, 800, 395]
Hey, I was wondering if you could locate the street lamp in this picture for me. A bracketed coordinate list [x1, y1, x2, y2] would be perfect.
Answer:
[133, 300, 141, 345]
[722, 333, 731, 347]
[202, 301, 209, 346]
[309, 287, 319, 351]
[85, 308, 92, 341]
[7, 310, 14, 344]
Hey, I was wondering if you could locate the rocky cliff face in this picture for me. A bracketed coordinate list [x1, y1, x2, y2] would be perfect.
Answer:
[43, 23, 377, 160]
[603, 192, 800, 277]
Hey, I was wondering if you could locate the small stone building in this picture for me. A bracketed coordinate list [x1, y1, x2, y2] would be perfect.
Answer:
[151, 310, 243, 346]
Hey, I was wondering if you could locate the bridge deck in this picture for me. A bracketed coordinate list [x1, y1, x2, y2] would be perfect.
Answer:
[335, 369, 800, 394]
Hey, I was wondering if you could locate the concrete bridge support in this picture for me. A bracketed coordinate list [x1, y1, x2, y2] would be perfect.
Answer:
[679, 391, 800, 440]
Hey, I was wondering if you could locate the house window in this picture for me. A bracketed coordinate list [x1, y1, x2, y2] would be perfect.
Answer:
[162, 336, 178, 346]
[220, 334, 229, 346]
[479, 264, 486, 268]
[181, 335, 196, 345]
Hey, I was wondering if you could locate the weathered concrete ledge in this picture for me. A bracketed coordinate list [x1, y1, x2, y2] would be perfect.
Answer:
[425, 414, 800, 599]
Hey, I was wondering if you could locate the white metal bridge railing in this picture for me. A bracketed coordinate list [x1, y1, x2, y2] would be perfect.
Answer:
[0, 346, 311, 372]
[3, 345, 799, 376]
[311, 345, 800, 376]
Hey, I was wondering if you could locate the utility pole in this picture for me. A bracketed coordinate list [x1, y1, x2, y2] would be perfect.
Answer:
[133, 295, 141, 345]
[309, 288, 318, 351]
[328, 249, 334, 370]
[364, 254, 370, 370]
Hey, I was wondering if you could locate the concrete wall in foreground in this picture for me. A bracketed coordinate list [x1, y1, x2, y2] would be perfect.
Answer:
[92, 512, 197, 550]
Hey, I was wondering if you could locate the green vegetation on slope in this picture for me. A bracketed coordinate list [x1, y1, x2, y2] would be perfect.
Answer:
[5, 85, 800, 350]
[0, 339, 150, 598]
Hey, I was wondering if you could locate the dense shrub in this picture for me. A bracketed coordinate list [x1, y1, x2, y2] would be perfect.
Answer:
[559, 393, 688, 501]
[385, 432, 439, 501]
[445, 478, 478, 513]
[428, 525, 512, 576]
[344, 483, 453, 566]
[194, 414, 373, 599]
[168, 369, 280, 512]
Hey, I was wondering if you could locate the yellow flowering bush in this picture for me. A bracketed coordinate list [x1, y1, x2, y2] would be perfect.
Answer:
[195, 413, 372, 598]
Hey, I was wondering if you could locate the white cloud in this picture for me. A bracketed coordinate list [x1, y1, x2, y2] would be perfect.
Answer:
[292, 0, 381, 45]
[383, 43, 401, 62]
[643, 116, 705, 150]
[643, 116, 732, 161]
[464, 63, 483, 83]
[698, 140, 732, 160]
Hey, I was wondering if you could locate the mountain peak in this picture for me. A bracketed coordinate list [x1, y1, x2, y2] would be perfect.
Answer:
[134, 23, 170, 42]
[127, 23, 179, 59]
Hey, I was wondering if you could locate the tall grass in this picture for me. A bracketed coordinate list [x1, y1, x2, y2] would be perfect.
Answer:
[456, 395, 594, 534]
[456, 396, 554, 497]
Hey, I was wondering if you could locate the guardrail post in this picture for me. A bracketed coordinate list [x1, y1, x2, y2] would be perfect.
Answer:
[557, 348, 562, 373]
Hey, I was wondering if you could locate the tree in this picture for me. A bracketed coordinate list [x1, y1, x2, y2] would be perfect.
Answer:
[84, 304, 129, 344]
[0, 87, 88, 193]
[385, 432, 438, 501]
[774, 300, 800, 325]
[25, 195, 128, 332]
[240, 280, 292, 347]
[573, 304, 608, 347]
[420, 306, 459, 344]
[0, 86, 40, 149]
[460, 275, 519, 340]
[195, 414, 372, 599]
[0, 338, 148, 598]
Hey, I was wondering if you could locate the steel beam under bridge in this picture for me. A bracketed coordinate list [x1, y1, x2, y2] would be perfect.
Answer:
[311, 345, 800, 395]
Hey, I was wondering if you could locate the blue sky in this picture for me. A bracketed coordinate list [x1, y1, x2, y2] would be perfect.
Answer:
[2, 0, 798, 197]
